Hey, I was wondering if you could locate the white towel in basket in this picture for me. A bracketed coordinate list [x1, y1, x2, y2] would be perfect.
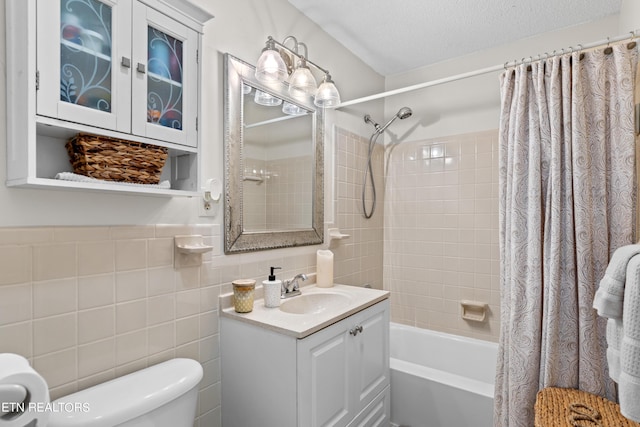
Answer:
[55, 172, 171, 189]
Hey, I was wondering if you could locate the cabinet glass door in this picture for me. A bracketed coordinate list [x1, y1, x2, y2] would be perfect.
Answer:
[60, 0, 112, 112]
[37, 0, 131, 132]
[147, 26, 183, 130]
[131, 3, 197, 147]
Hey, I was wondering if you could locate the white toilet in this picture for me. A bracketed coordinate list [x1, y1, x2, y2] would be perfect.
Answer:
[48, 358, 202, 427]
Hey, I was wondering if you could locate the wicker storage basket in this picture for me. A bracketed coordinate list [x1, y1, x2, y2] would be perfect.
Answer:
[535, 387, 640, 426]
[66, 133, 168, 184]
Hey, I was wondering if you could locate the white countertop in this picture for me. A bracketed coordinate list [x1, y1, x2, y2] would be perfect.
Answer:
[220, 284, 389, 339]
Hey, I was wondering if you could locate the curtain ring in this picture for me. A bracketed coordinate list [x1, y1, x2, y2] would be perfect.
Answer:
[504, 60, 509, 70]
[627, 31, 637, 50]
[604, 36, 613, 54]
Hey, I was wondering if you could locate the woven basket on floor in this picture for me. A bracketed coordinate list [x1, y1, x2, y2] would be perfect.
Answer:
[534, 387, 640, 426]
[66, 133, 168, 184]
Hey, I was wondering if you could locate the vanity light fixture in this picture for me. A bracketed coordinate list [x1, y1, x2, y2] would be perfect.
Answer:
[255, 35, 341, 108]
[289, 56, 317, 98]
[255, 37, 288, 84]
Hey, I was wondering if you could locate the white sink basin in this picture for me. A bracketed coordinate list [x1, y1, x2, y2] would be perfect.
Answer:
[280, 292, 353, 315]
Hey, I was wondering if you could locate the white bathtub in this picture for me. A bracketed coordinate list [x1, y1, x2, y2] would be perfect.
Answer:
[389, 323, 498, 427]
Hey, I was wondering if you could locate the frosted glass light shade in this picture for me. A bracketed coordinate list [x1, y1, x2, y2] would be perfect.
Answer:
[288, 60, 317, 98]
[314, 74, 341, 108]
[255, 48, 287, 84]
[254, 90, 282, 106]
[282, 102, 306, 115]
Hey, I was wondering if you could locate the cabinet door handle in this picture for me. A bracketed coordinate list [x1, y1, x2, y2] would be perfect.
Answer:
[136, 63, 146, 74]
[121, 57, 131, 68]
[349, 325, 363, 336]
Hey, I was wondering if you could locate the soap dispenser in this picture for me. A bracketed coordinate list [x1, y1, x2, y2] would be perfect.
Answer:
[263, 267, 282, 308]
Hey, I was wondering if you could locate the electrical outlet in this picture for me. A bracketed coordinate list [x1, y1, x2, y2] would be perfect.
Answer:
[198, 198, 217, 217]
[198, 178, 222, 217]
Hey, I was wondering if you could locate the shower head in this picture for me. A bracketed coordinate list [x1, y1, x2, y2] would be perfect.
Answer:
[397, 107, 412, 120]
[378, 107, 413, 133]
[363, 107, 412, 134]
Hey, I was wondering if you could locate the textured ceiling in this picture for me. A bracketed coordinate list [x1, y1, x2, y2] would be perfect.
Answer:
[288, 0, 622, 75]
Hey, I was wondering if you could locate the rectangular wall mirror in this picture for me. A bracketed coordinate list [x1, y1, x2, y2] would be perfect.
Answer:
[223, 54, 324, 253]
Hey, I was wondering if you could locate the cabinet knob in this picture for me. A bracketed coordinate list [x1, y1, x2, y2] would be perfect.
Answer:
[136, 63, 146, 74]
[349, 325, 363, 336]
[121, 57, 131, 68]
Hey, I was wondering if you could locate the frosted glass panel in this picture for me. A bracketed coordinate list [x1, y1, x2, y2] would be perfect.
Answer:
[147, 26, 183, 130]
[60, 0, 112, 112]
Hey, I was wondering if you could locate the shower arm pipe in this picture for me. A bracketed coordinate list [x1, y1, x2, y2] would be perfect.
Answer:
[267, 36, 331, 75]
[337, 29, 639, 108]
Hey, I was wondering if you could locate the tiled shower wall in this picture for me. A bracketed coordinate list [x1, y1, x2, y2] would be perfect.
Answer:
[0, 224, 317, 427]
[332, 128, 385, 290]
[384, 130, 500, 342]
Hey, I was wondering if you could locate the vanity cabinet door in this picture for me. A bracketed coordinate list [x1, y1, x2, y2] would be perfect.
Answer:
[37, 0, 132, 133]
[297, 300, 390, 427]
[297, 319, 352, 427]
[350, 302, 389, 416]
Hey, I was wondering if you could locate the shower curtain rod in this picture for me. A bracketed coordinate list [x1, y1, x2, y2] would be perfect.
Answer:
[337, 29, 639, 108]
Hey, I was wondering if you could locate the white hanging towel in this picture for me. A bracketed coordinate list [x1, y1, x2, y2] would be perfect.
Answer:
[593, 246, 640, 422]
[593, 244, 640, 318]
[617, 255, 640, 422]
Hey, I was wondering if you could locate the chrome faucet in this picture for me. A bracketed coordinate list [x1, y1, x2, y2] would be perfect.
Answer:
[281, 273, 307, 298]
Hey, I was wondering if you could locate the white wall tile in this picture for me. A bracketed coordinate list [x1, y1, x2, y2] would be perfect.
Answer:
[0, 246, 31, 285]
[33, 278, 77, 318]
[33, 313, 77, 356]
[0, 283, 32, 326]
[78, 274, 114, 309]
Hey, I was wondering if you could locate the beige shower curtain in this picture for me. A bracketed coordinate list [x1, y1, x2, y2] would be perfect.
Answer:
[495, 42, 638, 427]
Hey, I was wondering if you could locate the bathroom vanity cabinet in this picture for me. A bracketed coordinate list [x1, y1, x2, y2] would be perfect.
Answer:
[5, 0, 212, 196]
[221, 299, 391, 427]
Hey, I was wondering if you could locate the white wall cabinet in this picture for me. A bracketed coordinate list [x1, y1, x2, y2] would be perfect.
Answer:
[221, 299, 390, 427]
[6, 0, 212, 196]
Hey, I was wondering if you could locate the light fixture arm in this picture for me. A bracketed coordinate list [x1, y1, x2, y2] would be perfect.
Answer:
[296, 42, 309, 60]
[280, 35, 299, 55]
[267, 35, 331, 76]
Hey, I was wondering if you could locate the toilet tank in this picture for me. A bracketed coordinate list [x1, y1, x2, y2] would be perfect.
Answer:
[48, 358, 203, 427]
